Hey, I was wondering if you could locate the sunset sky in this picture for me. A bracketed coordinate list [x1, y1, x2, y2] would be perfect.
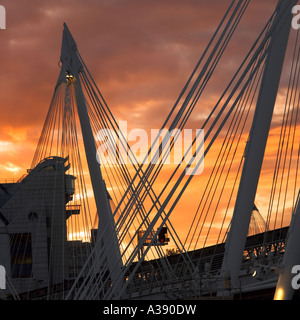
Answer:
[0, 0, 299, 249]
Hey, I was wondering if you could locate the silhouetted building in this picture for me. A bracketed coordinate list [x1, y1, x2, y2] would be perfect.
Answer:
[0, 156, 92, 297]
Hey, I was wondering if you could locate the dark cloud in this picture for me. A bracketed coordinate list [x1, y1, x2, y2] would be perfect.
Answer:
[0, 1, 293, 167]
[0, 0, 276, 131]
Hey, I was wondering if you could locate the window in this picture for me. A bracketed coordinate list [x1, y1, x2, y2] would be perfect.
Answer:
[28, 212, 38, 221]
[41, 165, 55, 171]
[10, 233, 32, 278]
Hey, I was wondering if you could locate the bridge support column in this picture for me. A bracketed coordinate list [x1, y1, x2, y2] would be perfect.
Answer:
[59, 23, 123, 290]
[219, 0, 296, 294]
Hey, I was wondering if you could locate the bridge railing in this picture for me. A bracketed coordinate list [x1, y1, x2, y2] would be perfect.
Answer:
[124, 229, 287, 298]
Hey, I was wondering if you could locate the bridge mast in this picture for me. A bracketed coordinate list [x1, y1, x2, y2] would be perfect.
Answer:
[220, 0, 296, 293]
[59, 24, 123, 287]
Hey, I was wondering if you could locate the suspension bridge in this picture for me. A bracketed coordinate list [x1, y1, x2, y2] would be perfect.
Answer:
[1, 0, 300, 301]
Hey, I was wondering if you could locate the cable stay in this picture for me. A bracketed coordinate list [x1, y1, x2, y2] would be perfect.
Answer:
[67, 0, 288, 300]
[67, 0, 260, 299]
[4, 0, 300, 301]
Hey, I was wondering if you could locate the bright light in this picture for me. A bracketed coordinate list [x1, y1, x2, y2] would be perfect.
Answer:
[68, 231, 90, 242]
[72, 190, 94, 201]
[274, 288, 284, 300]
[66, 74, 76, 84]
